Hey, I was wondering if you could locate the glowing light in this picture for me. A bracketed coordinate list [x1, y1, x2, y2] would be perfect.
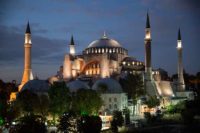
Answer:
[70, 45, 75, 55]
[177, 41, 182, 48]
[145, 30, 151, 39]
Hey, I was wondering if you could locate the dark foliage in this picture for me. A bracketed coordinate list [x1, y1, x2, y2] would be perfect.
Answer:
[111, 111, 124, 133]
[72, 89, 102, 115]
[48, 82, 71, 123]
[77, 115, 102, 133]
[57, 111, 77, 133]
[14, 114, 47, 133]
[119, 74, 144, 104]
[145, 96, 160, 108]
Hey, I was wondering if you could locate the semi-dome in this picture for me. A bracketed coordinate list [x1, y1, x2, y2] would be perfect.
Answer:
[21, 79, 50, 93]
[92, 78, 123, 93]
[88, 34, 122, 48]
[66, 80, 90, 92]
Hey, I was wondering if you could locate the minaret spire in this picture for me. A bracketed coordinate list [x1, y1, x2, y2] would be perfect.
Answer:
[177, 28, 185, 91]
[70, 35, 75, 45]
[178, 28, 181, 40]
[146, 12, 150, 28]
[69, 35, 75, 55]
[26, 21, 31, 34]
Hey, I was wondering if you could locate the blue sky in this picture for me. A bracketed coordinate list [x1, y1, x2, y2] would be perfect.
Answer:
[0, 0, 199, 82]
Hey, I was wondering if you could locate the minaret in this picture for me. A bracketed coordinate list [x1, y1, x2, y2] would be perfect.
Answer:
[19, 22, 33, 91]
[177, 28, 185, 91]
[144, 12, 152, 81]
[69, 35, 75, 56]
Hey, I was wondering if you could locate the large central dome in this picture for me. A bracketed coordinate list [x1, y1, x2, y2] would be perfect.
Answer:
[88, 34, 122, 48]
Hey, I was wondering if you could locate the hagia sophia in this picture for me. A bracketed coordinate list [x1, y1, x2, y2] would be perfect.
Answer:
[10, 13, 194, 118]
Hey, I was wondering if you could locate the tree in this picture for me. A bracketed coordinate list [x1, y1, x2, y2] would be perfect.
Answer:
[145, 96, 160, 108]
[17, 90, 39, 114]
[0, 79, 17, 124]
[58, 111, 77, 133]
[34, 94, 49, 121]
[77, 115, 102, 133]
[119, 74, 144, 115]
[119, 74, 144, 105]
[48, 82, 71, 123]
[123, 108, 130, 125]
[15, 90, 50, 122]
[111, 111, 124, 133]
[6, 101, 22, 124]
[14, 114, 47, 133]
[166, 101, 185, 114]
[72, 89, 102, 115]
[0, 90, 7, 125]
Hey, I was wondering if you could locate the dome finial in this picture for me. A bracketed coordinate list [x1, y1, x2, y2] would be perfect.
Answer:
[102, 31, 107, 39]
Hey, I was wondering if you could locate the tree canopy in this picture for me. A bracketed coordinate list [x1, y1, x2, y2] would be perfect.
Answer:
[48, 82, 71, 118]
[145, 96, 160, 108]
[119, 74, 144, 104]
[72, 89, 103, 115]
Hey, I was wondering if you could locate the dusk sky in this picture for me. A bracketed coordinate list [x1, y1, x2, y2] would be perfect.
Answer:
[0, 0, 199, 82]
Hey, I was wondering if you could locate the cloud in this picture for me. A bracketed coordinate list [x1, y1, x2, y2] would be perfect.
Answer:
[0, 24, 66, 66]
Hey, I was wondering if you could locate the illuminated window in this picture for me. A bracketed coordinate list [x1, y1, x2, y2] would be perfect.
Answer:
[102, 48, 104, 53]
[122, 62, 126, 65]
[132, 62, 135, 65]
[98, 49, 101, 53]
[109, 49, 112, 53]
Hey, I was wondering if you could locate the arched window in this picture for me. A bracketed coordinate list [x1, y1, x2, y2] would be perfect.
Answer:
[102, 48, 104, 53]
[109, 49, 112, 53]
